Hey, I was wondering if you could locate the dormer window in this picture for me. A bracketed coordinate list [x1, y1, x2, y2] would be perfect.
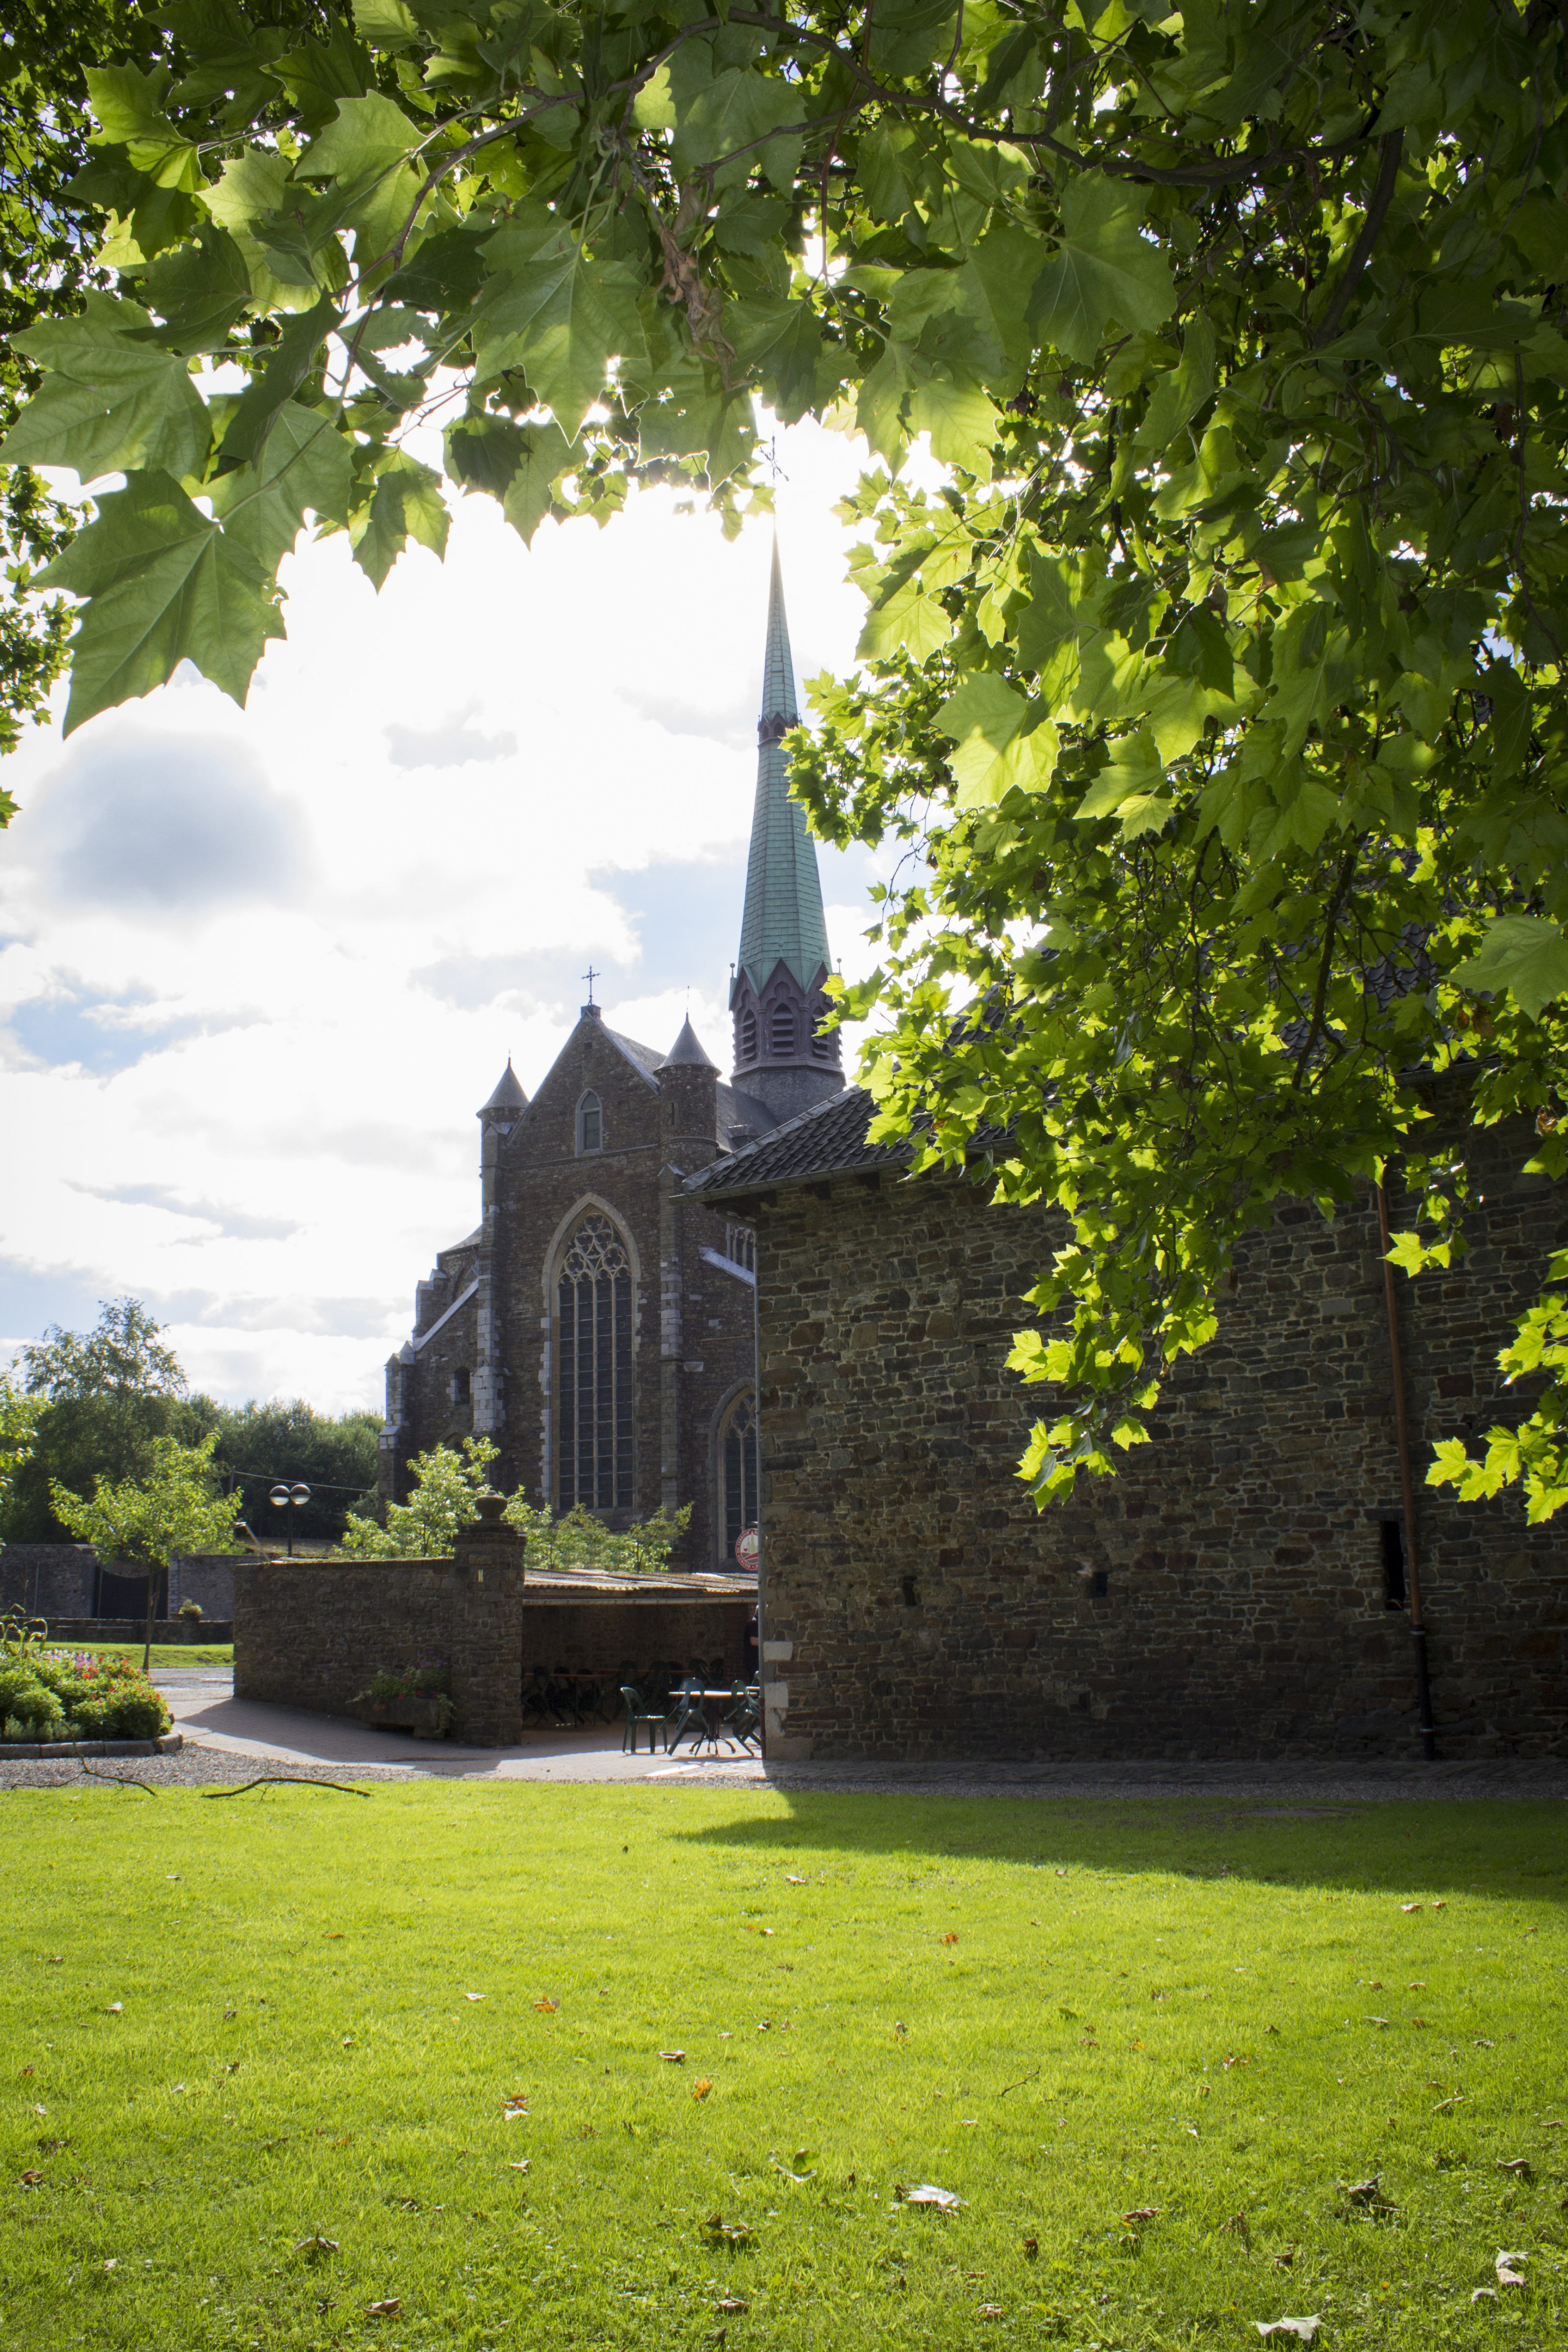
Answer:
[577, 1091, 602, 1153]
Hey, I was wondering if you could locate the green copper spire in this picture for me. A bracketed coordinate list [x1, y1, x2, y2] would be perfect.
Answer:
[735, 537, 833, 996]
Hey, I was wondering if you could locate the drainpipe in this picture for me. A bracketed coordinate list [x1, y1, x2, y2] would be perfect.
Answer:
[1376, 1178, 1438, 1761]
[752, 1242, 766, 1761]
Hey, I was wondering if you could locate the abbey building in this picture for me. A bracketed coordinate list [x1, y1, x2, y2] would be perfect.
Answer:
[378, 543, 841, 1570]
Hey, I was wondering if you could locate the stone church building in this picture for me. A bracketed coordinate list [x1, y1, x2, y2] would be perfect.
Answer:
[378, 546, 843, 1571]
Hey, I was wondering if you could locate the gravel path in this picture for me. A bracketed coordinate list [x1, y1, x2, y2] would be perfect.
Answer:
[1, 1749, 1563, 1799]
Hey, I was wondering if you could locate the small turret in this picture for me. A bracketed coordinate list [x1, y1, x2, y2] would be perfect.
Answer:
[657, 1015, 720, 1166]
[480, 1058, 527, 1127]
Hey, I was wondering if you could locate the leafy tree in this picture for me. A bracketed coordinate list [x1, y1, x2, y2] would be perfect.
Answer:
[0, 1374, 39, 1521]
[4, 1297, 216, 1539]
[51, 1428, 244, 1661]
[6, 2, 1568, 1512]
[340, 1435, 691, 1567]
[209, 1396, 381, 1540]
[339, 1434, 496, 1556]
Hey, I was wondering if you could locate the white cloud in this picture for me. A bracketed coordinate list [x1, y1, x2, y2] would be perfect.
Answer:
[0, 417, 898, 1407]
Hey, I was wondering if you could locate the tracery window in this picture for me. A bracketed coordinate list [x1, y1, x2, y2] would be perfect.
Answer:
[556, 1213, 633, 1511]
[720, 1389, 759, 1561]
[577, 1091, 602, 1153]
[725, 1222, 756, 1274]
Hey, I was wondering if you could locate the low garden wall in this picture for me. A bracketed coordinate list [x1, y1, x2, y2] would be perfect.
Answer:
[232, 1506, 757, 1746]
[43, 1619, 233, 1645]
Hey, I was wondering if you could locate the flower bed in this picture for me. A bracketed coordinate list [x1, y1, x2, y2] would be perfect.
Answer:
[0, 1625, 172, 1744]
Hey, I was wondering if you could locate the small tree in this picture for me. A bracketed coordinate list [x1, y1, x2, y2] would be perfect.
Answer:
[52, 1431, 243, 1668]
[338, 1438, 498, 1560]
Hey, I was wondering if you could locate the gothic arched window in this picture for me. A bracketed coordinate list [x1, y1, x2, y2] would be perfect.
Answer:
[739, 1009, 757, 1061]
[768, 1003, 796, 1055]
[720, 1389, 759, 1562]
[556, 1213, 633, 1510]
[577, 1091, 602, 1153]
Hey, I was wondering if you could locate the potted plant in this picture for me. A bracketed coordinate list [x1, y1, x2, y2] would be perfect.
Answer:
[177, 1599, 204, 1640]
[353, 1660, 454, 1738]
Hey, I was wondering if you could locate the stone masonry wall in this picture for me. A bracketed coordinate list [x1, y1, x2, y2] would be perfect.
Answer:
[234, 1551, 524, 1746]
[754, 1121, 1567, 1762]
[519, 1597, 753, 1688]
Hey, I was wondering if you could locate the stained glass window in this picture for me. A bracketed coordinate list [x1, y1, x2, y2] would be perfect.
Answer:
[556, 1213, 634, 1511]
[721, 1390, 759, 1560]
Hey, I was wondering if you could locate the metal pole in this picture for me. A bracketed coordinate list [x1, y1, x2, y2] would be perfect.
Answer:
[1376, 1178, 1438, 1760]
[752, 1239, 765, 1761]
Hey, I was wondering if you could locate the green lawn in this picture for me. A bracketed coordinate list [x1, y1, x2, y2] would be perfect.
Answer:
[60, 1643, 234, 1670]
[1, 1788, 1564, 2352]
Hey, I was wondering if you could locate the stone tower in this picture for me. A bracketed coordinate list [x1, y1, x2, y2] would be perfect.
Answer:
[728, 538, 844, 1122]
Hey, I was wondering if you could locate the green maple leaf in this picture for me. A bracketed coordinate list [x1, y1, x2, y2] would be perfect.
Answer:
[671, 68, 804, 192]
[1030, 176, 1176, 366]
[349, 450, 449, 588]
[0, 295, 210, 484]
[937, 671, 1056, 804]
[296, 92, 423, 183]
[208, 401, 353, 572]
[500, 422, 575, 543]
[472, 236, 646, 437]
[1451, 916, 1568, 1021]
[37, 472, 282, 733]
[138, 223, 254, 352]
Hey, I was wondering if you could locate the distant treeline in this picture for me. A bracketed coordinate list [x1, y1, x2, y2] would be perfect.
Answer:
[1, 1299, 380, 1545]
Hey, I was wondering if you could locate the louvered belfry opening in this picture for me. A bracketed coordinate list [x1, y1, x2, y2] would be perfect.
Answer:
[556, 1212, 634, 1511]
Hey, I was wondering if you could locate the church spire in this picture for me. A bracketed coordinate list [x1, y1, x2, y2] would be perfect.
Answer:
[729, 534, 842, 1122]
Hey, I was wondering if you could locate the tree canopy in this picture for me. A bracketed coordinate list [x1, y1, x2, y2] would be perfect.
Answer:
[4, 0, 1568, 1513]
[51, 1428, 245, 1567]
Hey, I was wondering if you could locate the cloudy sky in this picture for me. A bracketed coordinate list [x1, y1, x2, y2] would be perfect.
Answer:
[0, 417, 894, 1412]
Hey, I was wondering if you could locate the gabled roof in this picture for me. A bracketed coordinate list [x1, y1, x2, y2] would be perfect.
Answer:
[601, 1024, 664, 1087]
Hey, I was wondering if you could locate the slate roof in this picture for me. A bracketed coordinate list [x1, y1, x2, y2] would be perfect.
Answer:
[685, 1085, 905, 1198]
[602, 1023, 665, 1085]
[659, 1015, 716, 1070]
[482, 1058, 528, 1111]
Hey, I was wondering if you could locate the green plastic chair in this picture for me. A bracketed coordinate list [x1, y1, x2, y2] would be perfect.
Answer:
[620, 1685, 667, 1755]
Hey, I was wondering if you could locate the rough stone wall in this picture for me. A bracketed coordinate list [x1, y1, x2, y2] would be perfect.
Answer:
[0, 1544, 98, 1618]
[234, 1555, 524, 1745]
[754, 1123, 1567, 1762]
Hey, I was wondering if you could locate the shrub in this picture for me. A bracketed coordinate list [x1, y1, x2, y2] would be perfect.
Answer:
[0, 1648, 171, 1741]
[178, 1599, 203, 1620]
[0, 1661, 66, 1739]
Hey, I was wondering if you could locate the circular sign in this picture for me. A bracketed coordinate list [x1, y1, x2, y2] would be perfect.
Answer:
[734, 1524, 760, 1570]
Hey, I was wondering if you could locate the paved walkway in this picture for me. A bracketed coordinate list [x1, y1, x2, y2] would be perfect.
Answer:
[1, 1672, 1561, 1797]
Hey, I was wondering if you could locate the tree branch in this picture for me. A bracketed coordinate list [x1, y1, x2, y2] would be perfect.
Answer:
[1314, 128, 1403, 344]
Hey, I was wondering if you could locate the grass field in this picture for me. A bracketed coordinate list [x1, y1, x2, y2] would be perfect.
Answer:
[60, 1643, 234, 1670]
[1, 1786, 1564, 2352]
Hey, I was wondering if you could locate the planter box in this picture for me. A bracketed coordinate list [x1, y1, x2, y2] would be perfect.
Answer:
[355, 1696, 449, 1739]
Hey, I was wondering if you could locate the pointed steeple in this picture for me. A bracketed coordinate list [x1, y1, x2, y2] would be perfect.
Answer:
[729, 536, 843, 1123]
[735, 536, 833, 999]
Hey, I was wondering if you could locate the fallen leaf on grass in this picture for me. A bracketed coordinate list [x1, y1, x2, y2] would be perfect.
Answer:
[693, 2078, 713, 2100]
[324, 1932, 342, 1940]
[660, 2051, 686, 2063]
[18, 2170, 44, 2187]
[785, 1875, 807, 1885]
[1540, 2118, 1565, 2130]
[1123, 2209, 1159, 2225]
[1023, 2237, 1038, 2259]
[294, 2236, 339, 2258]
[1497, 2158, 1532, 2179]
[464, 1993, 486, 2003]
[1340, 2176, 1394, 2209]
[102, 2259, 117, 2272]
[979, 2304, 1004, 2318]
[106, 2003, 122, 2015]
[1401, 1903, 1422, 1913]
[30, 2105, 45, 2118]
[1273, 2249, 1297, 2270]
[1432, 2095, 1466, 2113]
[702, 2214, 753, 2246]
[365, 2299, 401, 2318]
[45, 1957, 62, 1966]
[1366, 2017, 1391, 2029]
[897, 2183, 965, 2209]
[1253, 2318, 1320, 2341]
[1473, 2287, 1499, 2304]
[1495, 2252, 1529, 2287]
[502, 2095, 529, 2119]
[941, 1933, 959, 1946]
[533, 1997, 559, 2013]
[507, 2159, 530, 2173]
[716, 2297, 749, 2313]
[1432, 1900, 1446, 1910]
[1408, 1982, 1426, 1990]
